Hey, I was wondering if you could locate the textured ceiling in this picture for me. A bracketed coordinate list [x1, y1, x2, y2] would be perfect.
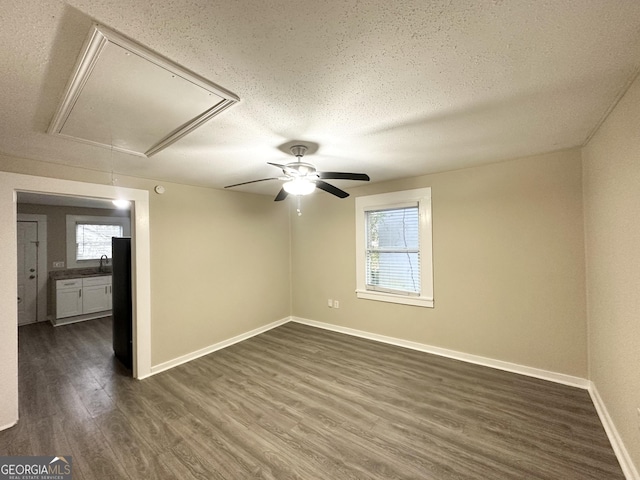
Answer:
[1, 0, 640, 196]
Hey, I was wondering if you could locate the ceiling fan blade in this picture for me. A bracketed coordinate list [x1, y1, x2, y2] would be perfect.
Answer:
[225, 178, 278, 188]
[317, 172, 370, 181]
[267, 162, 288, 169]
[274, 188, 289, 202]
[315, 180, 349, 198]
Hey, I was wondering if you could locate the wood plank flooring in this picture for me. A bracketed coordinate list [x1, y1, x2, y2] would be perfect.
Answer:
[0, 318, 624, 479]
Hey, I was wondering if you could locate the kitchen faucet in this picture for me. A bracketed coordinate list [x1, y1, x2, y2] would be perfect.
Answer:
[99, 254, 109, 272]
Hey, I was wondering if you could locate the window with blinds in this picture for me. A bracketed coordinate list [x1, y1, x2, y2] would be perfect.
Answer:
[355, 187, 433, 308]
[75, 223, 123, 260]
[365, 206, 420, 295]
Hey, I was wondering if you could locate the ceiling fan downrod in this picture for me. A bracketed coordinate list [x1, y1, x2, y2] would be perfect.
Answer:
[290, 145, 307, 161]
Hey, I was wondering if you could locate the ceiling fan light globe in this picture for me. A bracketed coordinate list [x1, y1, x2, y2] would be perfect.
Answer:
[283, 178, 316, 196]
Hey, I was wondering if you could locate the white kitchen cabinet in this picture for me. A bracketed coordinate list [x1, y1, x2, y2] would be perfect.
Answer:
[54, 275, 112, 322]
[56, 279, 83, 319]
[82, 276, 112, 314]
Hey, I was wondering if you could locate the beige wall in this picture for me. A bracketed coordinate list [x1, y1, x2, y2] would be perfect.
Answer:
[145, 180, 290, 364]
[17, 203, 129, 275]
[291, 149, 588, 377]
[583, 74, 640, 471]
[1, 154, 291, 366]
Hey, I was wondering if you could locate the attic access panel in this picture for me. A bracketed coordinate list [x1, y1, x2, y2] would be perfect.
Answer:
[48, 24, 239, 157]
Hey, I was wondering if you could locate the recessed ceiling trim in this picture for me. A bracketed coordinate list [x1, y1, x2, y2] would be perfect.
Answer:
[144, 97, 237, 157]
[47, 26, 108, 139]
[48, 24, 240, 157]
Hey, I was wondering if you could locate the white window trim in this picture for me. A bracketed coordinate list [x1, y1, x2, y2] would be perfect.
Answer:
[355, 188, 434, 308]
[66, 214, 131, 269]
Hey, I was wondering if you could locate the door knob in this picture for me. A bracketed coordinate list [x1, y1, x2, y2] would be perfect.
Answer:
[29, 268, 35, 272]
[17, 296, 22, 303]
[29, 275, 36, 279]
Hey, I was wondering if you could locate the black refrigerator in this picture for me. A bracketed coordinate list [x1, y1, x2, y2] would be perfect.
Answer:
[112, 237, 132, 370]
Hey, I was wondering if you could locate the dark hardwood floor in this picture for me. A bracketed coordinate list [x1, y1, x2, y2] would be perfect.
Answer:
[0, 318, 624, 479]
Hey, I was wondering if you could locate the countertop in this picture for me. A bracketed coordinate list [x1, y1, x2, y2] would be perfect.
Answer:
[49, 267, 113, 280]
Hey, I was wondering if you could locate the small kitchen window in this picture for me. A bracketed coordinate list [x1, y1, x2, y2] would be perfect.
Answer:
[66, 215, 130, 268]
[75, 223, 123, 260]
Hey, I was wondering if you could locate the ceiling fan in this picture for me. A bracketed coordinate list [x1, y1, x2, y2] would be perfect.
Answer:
[224, 145, 370, 201]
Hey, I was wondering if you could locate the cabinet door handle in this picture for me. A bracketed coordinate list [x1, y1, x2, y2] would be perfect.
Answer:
[79, 290, 82, 298]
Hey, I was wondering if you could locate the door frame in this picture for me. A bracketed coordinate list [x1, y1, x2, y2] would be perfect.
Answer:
[17, 214, 47, 323]
[0, 172, 152, 431]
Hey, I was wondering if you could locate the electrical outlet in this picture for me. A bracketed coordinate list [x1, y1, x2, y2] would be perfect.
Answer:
[327, 299, 333, 308]
[53, 261, 64, 268]
[334, 300, 340, 309]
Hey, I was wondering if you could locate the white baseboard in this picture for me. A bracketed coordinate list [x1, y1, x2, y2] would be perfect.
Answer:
[51, 311, 112, 327]
[146, 314, 588, 389]
[0, 420, 17, 432]
[291, 317, 589, 389]
[589, 382, 639, 480]
[149, 317, 291, 376]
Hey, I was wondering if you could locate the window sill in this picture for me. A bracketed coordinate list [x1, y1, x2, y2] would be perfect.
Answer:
[356, 289, 434, 308]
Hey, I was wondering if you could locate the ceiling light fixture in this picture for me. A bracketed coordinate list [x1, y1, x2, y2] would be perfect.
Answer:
[225, 143, 369, 202]
[112, 199, 131, 209]
[282, 178, 316, 196]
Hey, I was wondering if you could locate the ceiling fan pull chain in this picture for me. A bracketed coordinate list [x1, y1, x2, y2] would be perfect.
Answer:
[296, 195, 302, 216]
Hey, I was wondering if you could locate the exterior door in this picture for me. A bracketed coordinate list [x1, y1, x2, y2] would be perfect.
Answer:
[17, 221, 39, 325]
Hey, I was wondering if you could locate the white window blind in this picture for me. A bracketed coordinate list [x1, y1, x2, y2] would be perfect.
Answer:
[365, 205, 420, 295]
[75, 223, 123, 260]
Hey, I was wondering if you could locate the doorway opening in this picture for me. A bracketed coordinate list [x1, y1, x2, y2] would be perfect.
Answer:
[16, 192, 135, 379]
[17, 193, 131, 328]
[0, 172, 151, 431]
